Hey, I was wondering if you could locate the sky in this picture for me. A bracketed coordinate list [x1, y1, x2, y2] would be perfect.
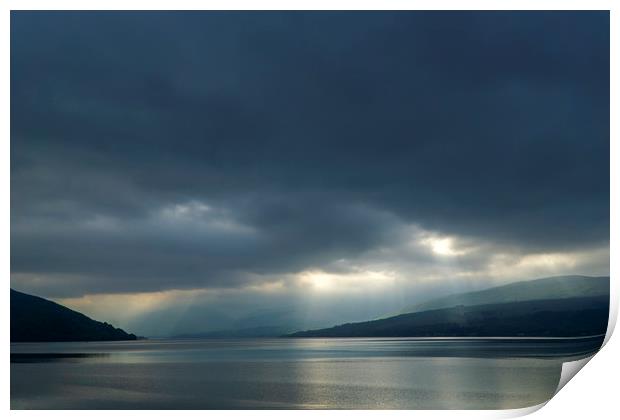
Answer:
[10, 11, 609, 336]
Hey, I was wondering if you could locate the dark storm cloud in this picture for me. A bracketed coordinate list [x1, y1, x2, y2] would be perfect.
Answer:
[11, 197, 404, 296]
[11, 11, 609, 296]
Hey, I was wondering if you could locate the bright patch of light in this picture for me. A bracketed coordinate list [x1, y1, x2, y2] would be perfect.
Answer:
[297, 269, 395, 292]
[58, 288, 212, 324]
[422, 236, 467, 256]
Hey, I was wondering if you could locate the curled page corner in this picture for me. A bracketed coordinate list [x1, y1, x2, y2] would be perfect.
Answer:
[490, 401, 549, 419]
[551, 298, 620, 399]
[554, 354, 595, 396]
[495, 353, 598, 419]
[549, 297, 619, 404]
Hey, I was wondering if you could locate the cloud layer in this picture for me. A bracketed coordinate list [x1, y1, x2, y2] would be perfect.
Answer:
[11, 12, 609, 333]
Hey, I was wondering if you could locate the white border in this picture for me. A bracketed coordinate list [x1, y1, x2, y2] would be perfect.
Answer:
[3, 1, 617, 419]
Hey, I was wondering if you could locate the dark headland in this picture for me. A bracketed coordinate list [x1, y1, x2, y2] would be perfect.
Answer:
[287, 276, 609, 338]
[10, 289, 138, 342]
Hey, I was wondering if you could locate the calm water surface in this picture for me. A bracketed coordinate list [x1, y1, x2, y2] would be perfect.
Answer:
[11, 337, 602, 409]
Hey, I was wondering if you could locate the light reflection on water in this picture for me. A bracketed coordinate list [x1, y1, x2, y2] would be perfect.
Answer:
[10, 337, 601, 409]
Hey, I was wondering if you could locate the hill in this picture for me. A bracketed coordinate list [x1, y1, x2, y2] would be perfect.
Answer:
[11, 289, 138, 342]
[287, 296, 609, 338]
[400, 275, 609, 314]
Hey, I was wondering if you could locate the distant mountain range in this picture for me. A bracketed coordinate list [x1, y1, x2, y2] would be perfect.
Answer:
[287, 275, 610, 338]
[11, 275, 610, 341]
[399, 275, 609, 314]
[11, 289, 138, 342]
[171, 325, 292, 339]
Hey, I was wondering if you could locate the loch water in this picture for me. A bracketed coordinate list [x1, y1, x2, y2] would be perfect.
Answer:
[10, 336, 603, 409]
